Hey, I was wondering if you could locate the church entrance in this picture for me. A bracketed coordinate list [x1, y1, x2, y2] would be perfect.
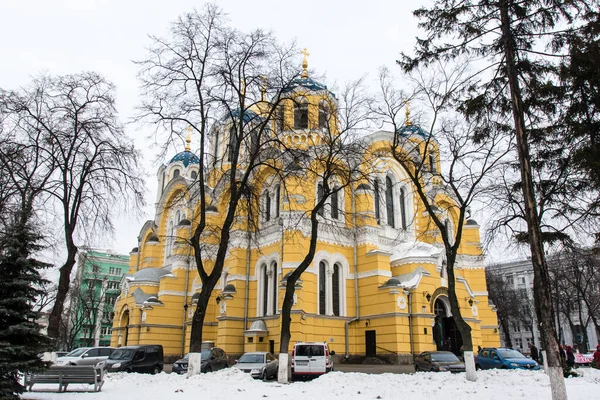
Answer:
[119, 310, 129, 347]
[432, 297, 462, 356]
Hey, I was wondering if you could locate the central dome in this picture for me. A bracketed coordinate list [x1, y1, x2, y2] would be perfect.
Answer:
[169, 150, 200, 167]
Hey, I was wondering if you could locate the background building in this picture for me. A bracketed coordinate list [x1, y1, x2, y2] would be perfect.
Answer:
[68, 249, 129, 349]
[488, 254, 600, 354]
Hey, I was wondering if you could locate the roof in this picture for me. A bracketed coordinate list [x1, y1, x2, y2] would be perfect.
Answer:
[397, 124, 429, 139]
[282, 77, 334, 97]
[223, 108, 262, 123]
[169, 150, 200, 167]
[131, 267, 172, 283]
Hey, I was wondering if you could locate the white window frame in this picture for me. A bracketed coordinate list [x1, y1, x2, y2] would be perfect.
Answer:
[315, 253, 347, 317]
[256, 261, 278, 317]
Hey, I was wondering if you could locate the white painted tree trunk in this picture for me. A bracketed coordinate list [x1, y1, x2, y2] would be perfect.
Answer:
[278, 353, 289, 384]
[464, 351, 477, 382]
[187, 352, 202, 377]
[547, 366, 567, 400]
[542, 350, 549, 372]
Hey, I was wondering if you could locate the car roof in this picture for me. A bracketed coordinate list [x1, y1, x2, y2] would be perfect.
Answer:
[243, 351, 268, 355]
[294, 342, 327, 346]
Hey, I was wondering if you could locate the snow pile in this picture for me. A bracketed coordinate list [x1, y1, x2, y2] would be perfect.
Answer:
[21, 367, 600, 400]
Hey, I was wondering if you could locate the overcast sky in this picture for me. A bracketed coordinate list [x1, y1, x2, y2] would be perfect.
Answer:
[1, 0, 517, 262]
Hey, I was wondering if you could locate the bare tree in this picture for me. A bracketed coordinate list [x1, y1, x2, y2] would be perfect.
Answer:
[374, 62, 510, 380]
[136, 5, 301, 352]
[1, 73, 146, 339]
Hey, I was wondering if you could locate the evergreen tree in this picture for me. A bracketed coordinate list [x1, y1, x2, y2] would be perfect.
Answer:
[0, 211, 52, 399]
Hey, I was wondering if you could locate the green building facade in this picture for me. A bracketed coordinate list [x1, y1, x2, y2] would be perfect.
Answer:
[70, 249, 129, 348]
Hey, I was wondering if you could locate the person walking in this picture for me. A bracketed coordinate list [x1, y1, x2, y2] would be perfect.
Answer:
[566, 346, 575, 369]
[592, 344, 600, 369]
[529, 343, 539, 362]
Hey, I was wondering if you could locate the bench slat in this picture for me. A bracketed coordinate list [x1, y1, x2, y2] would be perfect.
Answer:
[25, 365, 104, 393]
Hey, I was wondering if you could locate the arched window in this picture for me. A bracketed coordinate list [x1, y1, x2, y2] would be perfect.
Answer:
[275, 185, 280, 218]
[190, 170, 198, 180]
[374, 180, 380, 224]
[319, 261, 327, 315]
[385, 176, 395, 228]
[294, 99, 309, 129]
[166, 221, 174, 257]
[429, 152, 436, 172]
[228, 126, 239, 162]
[399, 187, 407, 230]
[317, 183, 324, 216]
[331, 189, 339, 219]
[258, 262, 278, 317]
[276, 105, 285, 132]
[332, 263, 341, 316]
[318, 101, 329, 129]
[173, 169, 180, 179]
[264, 191, 271, 222]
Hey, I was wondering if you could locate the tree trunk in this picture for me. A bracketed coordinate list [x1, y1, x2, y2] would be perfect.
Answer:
[47, 238, 78, 339]
[189, 286, 214, 352]
[499, 2, 567, 398]
[446, 251, 475, 381]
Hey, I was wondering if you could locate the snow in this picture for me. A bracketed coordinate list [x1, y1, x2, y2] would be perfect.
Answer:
[21, 367, 600, 400]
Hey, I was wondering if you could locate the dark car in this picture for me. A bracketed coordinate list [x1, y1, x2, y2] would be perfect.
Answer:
[414, 351, 466, 373]
[476, 347, 540, 370]
[232, 352, 278, 380]
[105, 345, 164, 374]
[172, 348, 228, 374]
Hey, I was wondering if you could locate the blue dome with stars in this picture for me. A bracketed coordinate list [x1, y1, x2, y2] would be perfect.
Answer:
[169, 150, 200, 167]
[397, 124, 429, 139]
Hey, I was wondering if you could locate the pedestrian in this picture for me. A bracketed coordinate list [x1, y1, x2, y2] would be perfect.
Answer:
[529, 343, 539, 362]
[592, 344, 600, 369]
[477, 345, 482, 354]
[566, 346, 575, 369]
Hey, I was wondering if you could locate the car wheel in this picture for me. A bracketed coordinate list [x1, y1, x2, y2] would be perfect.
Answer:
[126, 367, 132, 373]
[262, 370, 267, 381]
[475, 364, 481, 371]
[205, 366, 212, 373]
[415, 364, 420, 372]
[152, 366, 161, 375]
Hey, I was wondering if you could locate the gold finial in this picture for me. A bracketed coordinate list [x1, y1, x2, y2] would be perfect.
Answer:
[301, 48, 310, 78]
[185, 126, 192, 151]
[405, 100, 412, 126]
[261, 75, 267, 101]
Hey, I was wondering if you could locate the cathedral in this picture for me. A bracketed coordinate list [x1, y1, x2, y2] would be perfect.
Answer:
[110, 56, 500, 363]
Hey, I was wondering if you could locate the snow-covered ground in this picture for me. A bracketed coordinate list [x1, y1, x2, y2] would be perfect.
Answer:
[21, 368, 600, 400]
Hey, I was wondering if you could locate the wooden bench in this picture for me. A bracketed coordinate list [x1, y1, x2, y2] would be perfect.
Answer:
[24, 362, 105, 392]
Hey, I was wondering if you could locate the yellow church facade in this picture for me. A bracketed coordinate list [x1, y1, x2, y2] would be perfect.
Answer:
[110, 67, 500, 363]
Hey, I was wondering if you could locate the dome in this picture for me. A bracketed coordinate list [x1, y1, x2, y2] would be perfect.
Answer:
[223, 108, 262, 123]
[206, 205, 218, 213]
[379, 278, 402, 288]
[356, 183, 371, 191]
[169, 150, 200, 168]
[466, 218, 479, 226]
[130, 247, 139, 253]
[397, 124, 429, 139]
[178, 219, 191, 226]
[146, 234, 159, 243]
[283, 77, 330, 94]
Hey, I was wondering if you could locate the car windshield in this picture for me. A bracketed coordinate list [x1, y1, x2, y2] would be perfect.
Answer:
[64, 348, 88, 357]
[238, 354, 265, 363]
[498, 349, 526, 359]
[109, 349, 135, 360]
[200, 350, 211, 360]
[183, 353, 190, 360]
[431, 353, 460, 362]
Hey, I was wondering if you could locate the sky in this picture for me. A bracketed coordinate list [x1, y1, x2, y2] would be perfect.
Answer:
[0, 0, 517, 262]
[20, 367, 600, 400]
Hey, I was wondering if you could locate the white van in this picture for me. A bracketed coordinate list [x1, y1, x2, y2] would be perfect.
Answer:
[291, 342, 334, 380]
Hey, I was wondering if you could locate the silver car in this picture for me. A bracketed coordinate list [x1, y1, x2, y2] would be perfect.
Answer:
[233, 352, 278, 380]
[54, 347, 114, 366]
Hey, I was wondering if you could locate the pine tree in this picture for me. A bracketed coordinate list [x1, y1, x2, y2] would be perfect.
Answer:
[0, 211, 52, 399]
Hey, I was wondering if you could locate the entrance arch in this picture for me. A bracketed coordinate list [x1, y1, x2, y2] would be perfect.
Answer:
[432, 297, 462, 356]
[119, 309, 130, 347]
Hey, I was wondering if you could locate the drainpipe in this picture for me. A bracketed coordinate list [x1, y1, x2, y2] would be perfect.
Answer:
[138, 308, 143, 344]
[406, 290, 413, 359]
[345, 180, 360, 359]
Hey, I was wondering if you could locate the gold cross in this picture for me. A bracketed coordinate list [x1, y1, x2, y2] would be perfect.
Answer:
[301, 48, 310, 78]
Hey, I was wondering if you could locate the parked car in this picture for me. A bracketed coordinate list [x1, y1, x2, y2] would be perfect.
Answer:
[291, 342, 334, 380]
[54, 347, 114, 366]
[232, 352, 278, 380]
[476, 347, 540, 370]
[105, 344, 164, 374]
[172, 348, 228, 374]
[414, 351, 466, 372]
